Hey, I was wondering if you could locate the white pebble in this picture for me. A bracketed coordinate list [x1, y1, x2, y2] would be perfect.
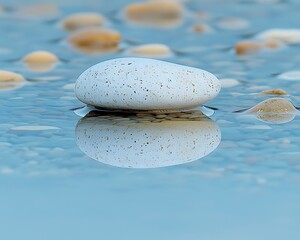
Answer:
[257, 29, 300, 45]
[277, 71, 300, 81]
[219, 78, 240, 88]
[75, 58, 220, 111]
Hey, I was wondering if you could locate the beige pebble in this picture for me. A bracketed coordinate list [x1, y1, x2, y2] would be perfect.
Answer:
[129, 43, 172, 57]
[260, 89, 288, 95]
[246, 98, 297, 124]
[68, 27, 121, 48]
[220, 78, 240, 88]
[62, 13, 105, 31]
[264, 39, 283, 49]
[0, 70, 26, 91]
[218, 17, 249, 30]
[15, 4, 59, 19]
[124, 0, 183, 27]
[192, 23, 212, 33]
[277, 71, 300, 81]
[235, 41, 263, 56]
[22, 51, 58, 64]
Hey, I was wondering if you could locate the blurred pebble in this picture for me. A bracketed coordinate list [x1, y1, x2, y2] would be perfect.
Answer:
[277, 71, 300, 81]
[128, 43, 172, 57]
[15, 4, 59, 19]
[68, 27, 121, 53]
[235, 41, 263, 56]
[260, 89, 288, 95]
[195, 11, 210, 20]
[62, 12, 106, 31]
[220, 78, 240, 88]
[22, 51, 58, 64]
[0, 70, 26, 91]
[257, 29, 300, 45]
[11, 126, 60, 131]
[192, 23, 212, 33]
[124, 0, 183, 27]
[62, 83, 75, 90]
[217, 17, 249, 30]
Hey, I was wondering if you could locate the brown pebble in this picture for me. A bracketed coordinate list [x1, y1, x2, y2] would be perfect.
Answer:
[22, 51, 58, 64]
[68, 27, 121, 48]
[260, 89, 288, 95]
[235, 41, 263, 56]
[193, 23, 211, 33]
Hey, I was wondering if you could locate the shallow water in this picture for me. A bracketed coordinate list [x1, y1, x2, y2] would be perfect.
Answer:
[1, 0, 300, 239]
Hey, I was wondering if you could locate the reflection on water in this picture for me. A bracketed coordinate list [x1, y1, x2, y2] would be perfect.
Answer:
[75, 111, 221, 168]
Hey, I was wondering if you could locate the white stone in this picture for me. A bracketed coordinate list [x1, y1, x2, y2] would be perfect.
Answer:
[75, 58, 220, 111]
[76, 116, 221, 168]
[277, 71, 300, 80]
[219, 78, 240, 88]
[257, 29, 300, 44]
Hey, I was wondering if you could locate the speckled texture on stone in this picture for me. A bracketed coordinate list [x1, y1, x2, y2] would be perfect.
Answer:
[76, 116, 221, 168]
[75, 58, 221, 110]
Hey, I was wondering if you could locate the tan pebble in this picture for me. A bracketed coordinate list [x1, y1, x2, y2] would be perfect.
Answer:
[247, 98, 297, 124]
[68, 27, 121, 47]
[0, 70, 26, 91]
[15, 4, 59, 18]
[260, 89, 288, 95]
[22, 51, 58, 64]
[235, 41, 263, 56]
[264, 40, 283, 49]
[129, 44, 172, 57]
[192, 23, 211, 33]
[0, 70, 25, 82]
[62, 13, 106, 31]
[124, 0, 183, 27]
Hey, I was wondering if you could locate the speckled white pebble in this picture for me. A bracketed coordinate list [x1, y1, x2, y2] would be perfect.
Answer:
[76, 117, 221, 168]
[75, 58, 220, 110]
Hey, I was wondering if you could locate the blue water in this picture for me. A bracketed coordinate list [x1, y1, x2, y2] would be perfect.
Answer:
[1, 0, 300, 239]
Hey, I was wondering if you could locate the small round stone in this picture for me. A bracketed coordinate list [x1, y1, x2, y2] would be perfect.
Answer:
[62, 13, 105, 31]
[246, 98, 297, 124]
[68, 27, 121, 48]
[128, 43, 172, 57]
[257, 29, 300, 45]
[220, 78, 240, 88]
[277, 71, 300, 81]
[124, 0, 183, 27]
[192, 23, 212, 33]
[22, 51, 58, 64]
[75, 58, 221, 111]
[260, 89, 288, 95]
[218, 17, 249, 30]
[0, 70, 26, 91]
[235, 41, 263, 56]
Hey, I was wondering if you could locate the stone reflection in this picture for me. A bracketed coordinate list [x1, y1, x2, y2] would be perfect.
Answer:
[75, 110, 221, 168]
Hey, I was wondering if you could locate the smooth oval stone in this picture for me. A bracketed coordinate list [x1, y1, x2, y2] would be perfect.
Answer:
[22, 51, 58, 64]
[257, 29, 300, 45]
[246, 98, 298, 124]
[75, 58, 221, 111]
[0, 70, 26, 91]
[62, 12, 105, 31]
[75, 115, 221, 168]
[128, 43, 172, 57]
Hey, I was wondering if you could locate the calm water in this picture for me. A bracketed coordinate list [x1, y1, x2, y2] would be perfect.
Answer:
[1, 0, 300, 239]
